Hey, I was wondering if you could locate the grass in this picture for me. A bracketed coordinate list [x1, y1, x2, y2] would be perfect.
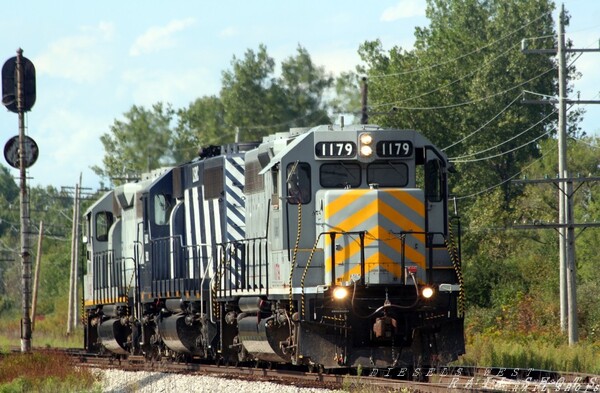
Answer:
[0, 311, 97, 392]
[0, 310, 85, 352]
[456, 333, 600, 374]
[0, 351, 99, 393]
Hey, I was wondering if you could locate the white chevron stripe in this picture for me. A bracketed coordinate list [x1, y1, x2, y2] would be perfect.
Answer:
[213, 199, 222, 243]
[193, 186, 202, 278]
[184, 189, 193, 277]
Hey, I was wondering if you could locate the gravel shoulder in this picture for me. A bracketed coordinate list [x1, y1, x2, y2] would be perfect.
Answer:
[96, 368, 344, 393]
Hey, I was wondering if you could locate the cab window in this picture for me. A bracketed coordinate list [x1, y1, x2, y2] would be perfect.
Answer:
[154, 194, 173, 225]
[425, 160, 443, 202]
[95, 212, 113, 242]
[287, 162, 311, 204]
[367, 162, 408, 187]
[320, 163, 361, 188]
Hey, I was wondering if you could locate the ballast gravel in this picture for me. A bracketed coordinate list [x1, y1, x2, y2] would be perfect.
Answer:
[96, 369, 343, 393]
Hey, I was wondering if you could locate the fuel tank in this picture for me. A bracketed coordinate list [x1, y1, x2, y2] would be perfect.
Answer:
[157, 314, 202, 355]
[97, 318, 130, 355]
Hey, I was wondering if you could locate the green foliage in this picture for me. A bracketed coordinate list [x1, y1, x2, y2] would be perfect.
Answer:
[357, 0, 600, 361]
[458, 333, 600, 373]
[174, 96, 227, 162]
[360, 0, 560, 207]
[220, 44, 332, 141]
[0, 182, 76, 317]
[92, 102, 176, 184]
[329, 71, 363, 123]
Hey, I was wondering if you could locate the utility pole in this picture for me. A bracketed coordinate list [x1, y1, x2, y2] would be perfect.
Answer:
[521, 3, 600, 345]
[31, 221, 43, 332]
[67, 175, 82, 334]
[360, 77, 368, 125]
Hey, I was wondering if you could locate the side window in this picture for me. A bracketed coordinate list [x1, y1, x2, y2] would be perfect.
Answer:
[286, 162, 311, 204]
[204, 166, 224, 199]
[425, 160, 443, 202]
[244, 160, 264, 194]
[154, 194, 172, 225]
[95, 212, 113, 242]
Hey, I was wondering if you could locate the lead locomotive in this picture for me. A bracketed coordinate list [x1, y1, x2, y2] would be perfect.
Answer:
[83, 124, 465, 368]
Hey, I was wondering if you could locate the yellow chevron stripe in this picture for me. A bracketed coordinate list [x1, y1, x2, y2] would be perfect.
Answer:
[337, 198, 378, 231]
[336, 252, 402, 283]
[324, 189, 369, 220]
[387, 190, 425, 218]
[378, 198, 424, 233]
[325, 224, 426, 273]
[325, 225, 377, 273]
[336, 252, 428, 285]
[324, 198, 378, 248]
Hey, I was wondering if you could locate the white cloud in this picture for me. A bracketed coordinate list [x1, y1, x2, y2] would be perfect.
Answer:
[120, 67, 217, 108]
[34, 22, 115, 83]
[381, 0, 426, 22]
[219, 26, 237, 38]
[30, 108, 105, 187]
[312, 48, 363, 75]
[129, 18, 196, 56]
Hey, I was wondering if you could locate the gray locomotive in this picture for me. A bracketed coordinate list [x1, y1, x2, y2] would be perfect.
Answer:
[83, 124, 465, 368]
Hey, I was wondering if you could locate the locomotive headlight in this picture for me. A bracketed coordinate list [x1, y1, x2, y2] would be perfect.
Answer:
[422, 286, 434, 299]
[360, 133, 373, 145]
[360, 145, 373, 157]
[332, 286, 349, 300]
[359, 133, 373, 157]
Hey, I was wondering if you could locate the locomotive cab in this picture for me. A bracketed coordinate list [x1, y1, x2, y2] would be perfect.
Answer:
[240, 125, 464, 368]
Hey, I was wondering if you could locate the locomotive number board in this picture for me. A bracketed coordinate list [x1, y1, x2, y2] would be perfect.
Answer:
[315, 141, 357, 158]
[376, 140, 413, 157]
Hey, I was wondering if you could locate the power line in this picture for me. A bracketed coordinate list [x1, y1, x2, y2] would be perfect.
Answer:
[449, 110, 557, 161]
[450, 127, 554, 163]
[442, 94, 523, 151]
[372, 66, 556, 110]
[369, 11, 552, 79]
[453, 144, 557, 201]
[376, 43, 520, 107]
[570, 136, 600, 149]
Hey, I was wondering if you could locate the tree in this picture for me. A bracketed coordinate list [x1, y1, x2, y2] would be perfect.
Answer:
[220, 44, 282, 141]
[174, 96, 228, 163]
[329, 71, 363, 124]
[92, 103, 175, 185]
[359, 0, 561, 208]
[220, 44, 332, 142]
[278, 45, 333, 127]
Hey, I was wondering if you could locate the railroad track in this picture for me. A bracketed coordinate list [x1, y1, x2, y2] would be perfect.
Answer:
[9, 347, 600, 392]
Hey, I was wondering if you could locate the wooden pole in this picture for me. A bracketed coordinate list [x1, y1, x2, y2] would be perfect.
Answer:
[31, 221, 43, 332]
[67, 182, 78, 334]
[73, 176, 81, 327]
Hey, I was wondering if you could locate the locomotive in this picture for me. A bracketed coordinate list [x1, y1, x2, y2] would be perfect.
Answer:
[82, 124, 465, 368]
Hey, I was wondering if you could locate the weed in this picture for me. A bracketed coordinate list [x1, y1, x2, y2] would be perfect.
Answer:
[0, 351, 98, 392]
[455, 333, 600, 374]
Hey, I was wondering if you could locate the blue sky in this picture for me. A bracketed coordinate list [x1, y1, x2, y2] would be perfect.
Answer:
[0, 0, 598, 190]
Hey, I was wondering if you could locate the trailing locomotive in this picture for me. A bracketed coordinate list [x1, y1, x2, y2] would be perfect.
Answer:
[82, 124, 465, 368]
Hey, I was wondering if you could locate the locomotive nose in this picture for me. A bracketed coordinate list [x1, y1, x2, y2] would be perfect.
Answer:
[317, 188, 426, 287]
